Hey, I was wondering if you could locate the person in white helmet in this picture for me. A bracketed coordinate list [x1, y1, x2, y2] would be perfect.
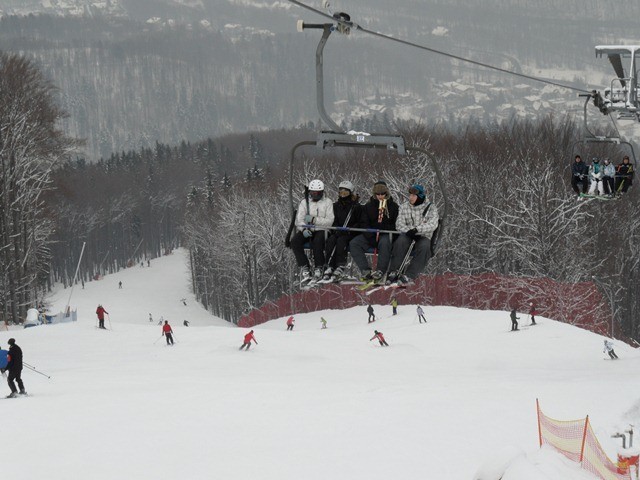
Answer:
[290, 179, 335, 284]
[319, 180, 361, 283]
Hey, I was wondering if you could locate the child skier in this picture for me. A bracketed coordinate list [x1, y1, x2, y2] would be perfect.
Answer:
[417, 305, 426, 323]
[391, 297, 398, 315]
[320, 317, 327, 329]
[529, 303, 537, 325]
[96, 304, 109, 329]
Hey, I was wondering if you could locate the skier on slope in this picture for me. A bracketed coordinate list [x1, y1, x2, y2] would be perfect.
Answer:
[290, 179, 335, 284]
[390, 297, 398, 316]
[417, 305, 426, 323]
[386, 184, 439, 286]
[529, 303, 537, 325]
[603, 339, 618, 359]
[370, 330, 389, 347]
[286, 316, 295, 331]
[4, 338, 26, 398]
[162, 320, 174, 345]
[96, 304, 109, 329]
[239, 330, 257, 351]
[320, 180, 362, 283]
[349, 181, 399, 282]
[367, 304, 375, 323]
[510, 309, 520, 331]
[320, 317, 327, 329]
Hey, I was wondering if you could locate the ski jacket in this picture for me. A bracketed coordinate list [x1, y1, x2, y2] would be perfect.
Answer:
[589, 163, 603, 181]
[391, 299, 398, 308]
[367, 306, 374, 314]
[617, 163, 634, 180]
[331, 196, 362, 237]
[356, 196, 399, 241]
[529, 305, 537, 316]
[396, 201, 440, 240]
[244, 332, 256, 344]
[604, 340, 614, 352]
[96, 306, 108, 320]
[7, 344, 23, 371]
[416, 306, 424, 315]
[572, 161, 588, 178]
[603, 164, 615, 178]
[296, 197, 334, 233]
[510, 310, 519, 321]
[371, 332, 385, 342]
[286, 316, 295, 326]
[162, 324, 173, 334]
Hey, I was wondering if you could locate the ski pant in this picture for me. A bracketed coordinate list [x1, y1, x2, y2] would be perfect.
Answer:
[530, 315, 536, 325]
[392, 306, 397, 315]
[388, 235, 431, 279]
[368, 313, 375, 323]
[378, 340, 389, 346]
[572, 175, 588, 194]
[7, 368, 24, 394]
[603, 176, 614, 195]
[165, 333, 174, 345]
[287, 325, 294, 331]
[588, 178, 603, 195]
[350, 233, 392, 274]
[290, 231, 326, 268]
[608, 349, 618, 359]
[418, 314, 426, 323]
[615, 177, 632, 193]
[98, 318, 105, 329]
[239, 343, 251, 350]
[511, 320, 518, 330]
[324, 234, 351, 269]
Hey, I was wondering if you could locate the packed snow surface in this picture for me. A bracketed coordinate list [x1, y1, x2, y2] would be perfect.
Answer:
[0, 249, 638, 480]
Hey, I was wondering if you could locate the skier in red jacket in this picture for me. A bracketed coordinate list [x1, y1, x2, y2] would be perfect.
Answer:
[240, 330, 257, 350]
[529, 303, 537, 325]
[95, 305, 108, 329]
[370, 330, 389, 347]
[162, 320, 174, 345]
[286, 316, 295, 331]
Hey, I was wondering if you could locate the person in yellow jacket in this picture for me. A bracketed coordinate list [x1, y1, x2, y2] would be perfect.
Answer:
[390, 297, 398, 316]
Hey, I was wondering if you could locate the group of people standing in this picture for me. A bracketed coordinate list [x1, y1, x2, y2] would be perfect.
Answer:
[572, 154, 633, 197]
[290, 179, 440, 286]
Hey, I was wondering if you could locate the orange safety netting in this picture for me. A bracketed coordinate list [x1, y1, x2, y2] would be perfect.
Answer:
[537, 400, 630, 480]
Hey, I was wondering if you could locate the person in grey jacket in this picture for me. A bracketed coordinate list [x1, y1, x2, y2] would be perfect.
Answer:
[602, 158, 616, 195]
[386, 184, 439, 285]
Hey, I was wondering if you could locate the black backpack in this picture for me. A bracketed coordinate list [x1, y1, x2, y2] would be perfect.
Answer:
[422, 203, 442, 256]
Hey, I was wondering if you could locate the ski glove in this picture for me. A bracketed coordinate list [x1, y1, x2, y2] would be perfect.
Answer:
[406, 228, 419, 241]
[303, 229, 313, 238]
[304, 214, 313, 224]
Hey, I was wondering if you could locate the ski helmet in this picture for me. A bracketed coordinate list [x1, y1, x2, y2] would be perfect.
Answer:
[308, 179, 324, 201]
[338, 180, 354, 192]
[308, 179, 324, 191]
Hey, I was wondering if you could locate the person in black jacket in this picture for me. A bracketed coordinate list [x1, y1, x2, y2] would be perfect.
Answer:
[367, 304, 375, 323]
[349, 181, 399, 281]
[510, 309, 520, 331]
[571, 155, 589, 195]
[615, 155, 634, 193]
[5, 338, 26, 398]
[321, 180, 362, 283]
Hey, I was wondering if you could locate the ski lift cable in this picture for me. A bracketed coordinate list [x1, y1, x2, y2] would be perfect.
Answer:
[287, 0, 591, 95]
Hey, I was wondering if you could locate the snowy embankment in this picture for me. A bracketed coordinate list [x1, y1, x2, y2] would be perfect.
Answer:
[0, 248, 637, 480]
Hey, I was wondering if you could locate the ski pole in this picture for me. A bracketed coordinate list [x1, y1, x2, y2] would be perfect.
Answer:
[24, 364, 51, 379]
[107, 314, 113, 330]
[153, 335, 163, 345]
